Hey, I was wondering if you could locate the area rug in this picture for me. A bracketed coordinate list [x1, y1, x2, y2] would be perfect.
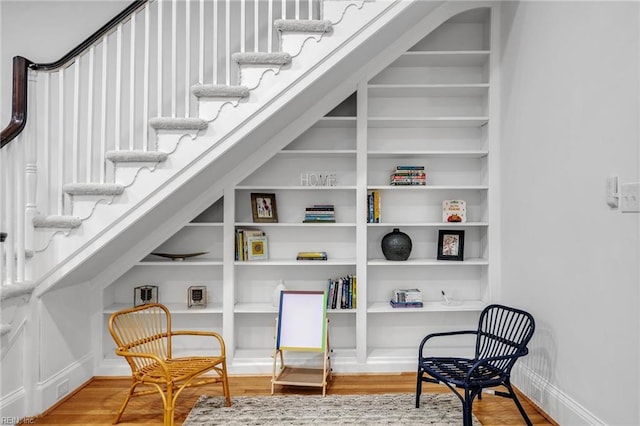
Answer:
[183, 393, 481, 425]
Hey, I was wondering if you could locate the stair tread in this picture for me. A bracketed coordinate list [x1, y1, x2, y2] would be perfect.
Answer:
[0, 324, 11, 336]
[149, 117, 209, 130]
[232, 52, 292, 65]
[274, 19, 332, 33]
[33, 215, 82, 229]
[63, 183, 124, 196]
[1, 282, 36, 301]
[191, 84, 250, 98]
[106, 150, 168, 163]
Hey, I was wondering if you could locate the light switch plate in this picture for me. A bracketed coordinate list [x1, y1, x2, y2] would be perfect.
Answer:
[620, 183, 640, 213]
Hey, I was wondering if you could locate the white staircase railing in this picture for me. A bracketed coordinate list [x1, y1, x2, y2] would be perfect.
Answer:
[0, 0, 340, 287]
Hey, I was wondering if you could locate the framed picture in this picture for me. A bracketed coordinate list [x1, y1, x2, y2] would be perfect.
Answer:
[251, 193, 278, 223]
[437, 230, 465, 261]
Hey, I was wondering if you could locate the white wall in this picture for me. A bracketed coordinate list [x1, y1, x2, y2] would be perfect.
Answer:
[500, 2, 640, 425]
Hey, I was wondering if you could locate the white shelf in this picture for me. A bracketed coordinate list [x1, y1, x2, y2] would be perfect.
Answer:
[367, 300, 486, 313]
[391, 50, 490, 67]
[278, 149, 356, 157]
[313, 116, 356, 128]
[235, 259, 357, 266]
[235, 222, 356, 228]
[367, 222, 488, 228]
[136, 259, 223, 266]
[367, 185, 489, 191]
[104, 303, 224, 314]
[183, 222, 223, 227]
[235, 185, 357, 191]
[367, 150, 488, 158]
[234, 302, 278, 313]
[367, 258, 489, 266]
[368, 84, 489, 98]
[368, 117, 489, 128]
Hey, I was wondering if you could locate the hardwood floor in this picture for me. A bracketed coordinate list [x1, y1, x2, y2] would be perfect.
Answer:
[30, 374, 556, 425]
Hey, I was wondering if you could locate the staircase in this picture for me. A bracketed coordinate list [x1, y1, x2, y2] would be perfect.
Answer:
[0, 0, 407, 294]
[0, 0, 496, 418]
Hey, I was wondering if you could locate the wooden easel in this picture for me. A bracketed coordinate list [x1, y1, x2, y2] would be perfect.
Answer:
[271, 291, 331, 396]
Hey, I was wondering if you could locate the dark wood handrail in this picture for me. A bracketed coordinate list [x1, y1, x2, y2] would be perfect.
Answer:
[0, 0, 147, 147]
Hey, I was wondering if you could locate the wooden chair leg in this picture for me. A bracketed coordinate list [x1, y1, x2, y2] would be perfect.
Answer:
[164, 386, 174, 426]
[222, 362, 231, 406]
[113, 383, 138, 424]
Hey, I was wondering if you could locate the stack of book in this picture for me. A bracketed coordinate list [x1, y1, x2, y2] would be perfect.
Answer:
[235, 228, 268, 261]
[390, 288, 423, 308]
[327, 275, 356, 310]
[303, 204, 335, 223]
[296, 251, 328, 261]
[367, 191, 381, 223]
[390, 166, 426, 186]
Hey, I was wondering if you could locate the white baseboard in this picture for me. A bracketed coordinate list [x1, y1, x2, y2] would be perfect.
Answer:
[36, 353, 94, 415]
[0, 387, 26, 420]
[514, 364, 604, 425]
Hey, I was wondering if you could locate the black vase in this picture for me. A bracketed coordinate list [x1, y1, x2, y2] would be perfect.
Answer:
[381, 228, 412, 261]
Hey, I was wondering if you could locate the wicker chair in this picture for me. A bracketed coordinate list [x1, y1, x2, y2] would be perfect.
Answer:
[416, 304, 535, 426]
[108, 303, 231, 426]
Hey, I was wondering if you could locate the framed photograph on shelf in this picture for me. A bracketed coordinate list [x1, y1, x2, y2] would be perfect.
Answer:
[437, 230, 465, 261]
[251, 193, 278, 223]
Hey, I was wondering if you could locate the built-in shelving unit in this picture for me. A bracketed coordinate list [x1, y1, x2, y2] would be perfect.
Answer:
[101, 7, 496, 374]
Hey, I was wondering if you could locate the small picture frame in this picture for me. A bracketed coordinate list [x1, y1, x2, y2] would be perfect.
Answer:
[251, 193, 278, 223]
[134, 285, 158, 307]
[437, 230, 465, 261]
[188, 286, 207, 308]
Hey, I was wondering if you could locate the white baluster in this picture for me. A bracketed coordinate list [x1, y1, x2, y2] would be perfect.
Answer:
[24, 73, 39, 259]
[129, 12, 136, 150]
[240, 0, 246, 53]
[225, 0, 230, 85]
[87, 46, 95, 181]
[115, 24, 123, 150]
[143, 4, 150, 151]
[157, 0, 164, 117]
[268, 0, 273, 53]
[100, 36, 108, 183]
[199, 0, 205, 84]
[57, 68, 64, 215]
[213, 0, 218, 84]
[72, 57, 80, 183]
[254, 0, 259, 52]
[185, 0, 191, 117]
[43, 73, 51, 212]
[171, 0, 177, 117]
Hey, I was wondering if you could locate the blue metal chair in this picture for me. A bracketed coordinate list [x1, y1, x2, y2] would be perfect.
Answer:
[416, 304, 535, 426]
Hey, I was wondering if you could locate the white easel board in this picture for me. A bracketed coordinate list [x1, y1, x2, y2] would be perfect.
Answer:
[276, 290, 327, 352]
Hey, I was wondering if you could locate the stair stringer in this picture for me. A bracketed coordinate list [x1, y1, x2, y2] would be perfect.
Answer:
[30, 0, 413, 295]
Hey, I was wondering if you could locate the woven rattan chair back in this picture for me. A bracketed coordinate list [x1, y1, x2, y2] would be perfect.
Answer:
[475, 304, 535, 375]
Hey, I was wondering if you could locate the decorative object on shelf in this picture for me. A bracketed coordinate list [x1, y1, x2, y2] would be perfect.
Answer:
[442, 200, 467, 223]
[134, 285, 158, 307]
[251, 192, 278, 223]
[367, 191, 380, 223]
[326, 275, 356, 309]
[271, 280, 287, 307]
[300, 172, 337, 186]
[437, 230, 465, 261]
[296, 251, 328, 261]
[390, 166, 426, 186]
[150, 251, 208, 261]
[303, 204, 335, 223]
[440, 290, 461, 306]
[381, 228, 412, 261]
[188, 286, 207, 308]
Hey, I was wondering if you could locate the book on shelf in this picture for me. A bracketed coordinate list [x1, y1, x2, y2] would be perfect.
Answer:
[392, 288, 422, 304]
[326, 275, 356, 310]
[390, 165, 426, 186]
[442, 200, 467, 223]
[296, 251, 328, 261]
[389, 300, 424, 308]
[304, 204, 336, 223]
[367, 191, 380, 223]
[235, 228, 267, 261]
